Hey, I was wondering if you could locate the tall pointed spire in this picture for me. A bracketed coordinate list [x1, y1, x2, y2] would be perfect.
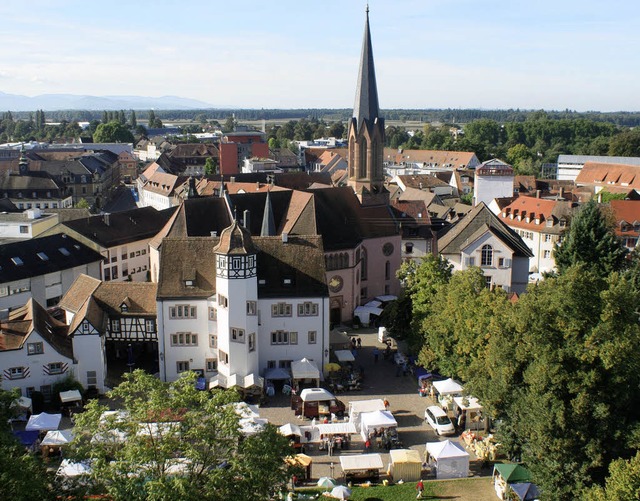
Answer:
[260, 190, 276, 236]
[352, 4, 380, 132]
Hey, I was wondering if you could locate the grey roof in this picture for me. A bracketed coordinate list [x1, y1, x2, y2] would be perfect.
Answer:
[260, 190, 276, 236]
[438, 203, 533, 258]
[352, 6, 380, 131]
[0, 233, 103, 283]
[557, 154, 640, 165]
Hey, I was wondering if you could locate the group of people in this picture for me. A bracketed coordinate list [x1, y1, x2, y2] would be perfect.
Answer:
[365, 426, 401, 451]
[319, 433, 350, 456]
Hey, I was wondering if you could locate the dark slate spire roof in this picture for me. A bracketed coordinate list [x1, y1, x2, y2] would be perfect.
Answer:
[213, 220, 256, 255]
[353, 5, 380, 131]
[260, 190, 276, 236]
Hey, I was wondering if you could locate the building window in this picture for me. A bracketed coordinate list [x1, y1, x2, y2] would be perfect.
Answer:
[385, 260, 391, 280]
[297, 302, 318, 316]
[485, 276, 492, 289]
[48, 362, 63, 375]
[169, 305, 197, 319]
[217, 294, 228, 308]
[289, 332, 298, 345]
[279, 360, 292, 369]
[246, 301, 257, 316]
[104, 267, 111, 281]
[171, 332, 198, 346]
[130, 252, 135, 259]
[121, 247, 128, 260]
[86, 371, 97, 388]
[360, 287, 367, 299]
[543, 250, 551, 259]
[360, 247, 368, 280]
[145, 319, 155, 332]
[176, 361, 190, 373]
[40, 385, 52, 402]
[271, 302, 292, 317]
[27, 342, 44, 355]
[205, 359, 217, 372]
[19, 225, 28, 234]
[544, 234, 553, 242]
[248, 332, 255, 352]
[271, 330, 289, 345]
[210, 334, 217, 349]
[481, 245, 493, 267]
[267, 360, 276, 369]
[231, 327, 245, 343]
[111, 319, 121, 332]
[218, 350, 229, 365]
[8, 367, 26, 379]
[112, 266, 118, 280]
[308, 331, 317, 344]
[208, 307, 217, 321]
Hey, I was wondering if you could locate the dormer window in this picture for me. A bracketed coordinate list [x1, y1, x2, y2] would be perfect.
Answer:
[185, 279, 194, 287]
[11, 257, 23, 266]
[120, 303, 128, 312]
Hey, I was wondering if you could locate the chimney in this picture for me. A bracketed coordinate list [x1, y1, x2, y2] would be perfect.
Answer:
[536, 190, 541, 198]
[243, 210, 250, 229]
[282, 232, 288, 243]
[559, 187, 564, 198]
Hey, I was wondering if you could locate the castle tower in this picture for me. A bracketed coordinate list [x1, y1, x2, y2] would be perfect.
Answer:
[213, 220, 259, 379]
[347, 6, 388, 206]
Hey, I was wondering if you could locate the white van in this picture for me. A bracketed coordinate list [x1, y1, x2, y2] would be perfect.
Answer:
[424, 405, 455, 436]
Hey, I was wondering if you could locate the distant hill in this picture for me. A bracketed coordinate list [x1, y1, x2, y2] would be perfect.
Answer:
[0, 92, 217, 111]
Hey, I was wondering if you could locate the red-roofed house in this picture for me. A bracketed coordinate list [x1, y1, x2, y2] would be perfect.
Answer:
[609, 199, 640, 251]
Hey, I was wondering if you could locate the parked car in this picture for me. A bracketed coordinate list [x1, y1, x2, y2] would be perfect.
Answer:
[424, 405, 455, 436]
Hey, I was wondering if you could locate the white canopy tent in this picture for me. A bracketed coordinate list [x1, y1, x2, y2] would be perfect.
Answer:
[314, 422, 357, 436]
[334, 350, 355, 363]
[279, 423, 303, 437]
[432, 378, 464, 395]
[453, 396, 484, 431]
[359, 410, 397, 440]
[353, 305, 383, 326]
[348, 399, 386, 431]
[41, 429, 74, 446]
[340, 453, 384, 477]
[231, 402, 260, 419]
[59, 390, 82, 404]
[11, 396, 32, 412]
[291, 358, 321, 385]
[239, 417, 269, 436]
[299, 388, 335, 402]
[26, 412, 62, 431]
[425, 439, 470, 479]
[57, 459, 92, 478]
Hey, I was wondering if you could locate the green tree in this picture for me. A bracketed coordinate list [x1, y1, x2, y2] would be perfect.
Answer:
[69, 371, 293, 501]
[582, 451, 640, 500]
[608, 128, 640, 157]
[129, 110, 137, 129]
[76, 198, 90, 209]
[223, 115, 237, 132]
[93, 121, 135, 143]
[554, 199, 628, 277]
[204, 157, 217, 176]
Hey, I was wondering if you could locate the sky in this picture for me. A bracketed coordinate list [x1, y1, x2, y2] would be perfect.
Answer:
[1, 0, 639, 112]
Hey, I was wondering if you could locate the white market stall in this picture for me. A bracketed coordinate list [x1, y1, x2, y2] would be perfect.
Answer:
[425, 439, 469, 479]
[239, 417, 268, 436]
[348, 399, 386, 431]
[56, 459, 92, 478]
[359, 410, 398, 440]
[330, 329, 352, 350]
[26, 412, 62, 431]
[279, 423, 303, 437]
[453, 396, 484, 431]
[334, 350, 355, 363]
[388, 449, 422, 482]
[353, 305, 383, 327]
[41, 429, 74, 457]
[59, 390, 82, 404]
[339, 453, 384, 481]
[314, 422, 356, 436]
[432, 378, 464, 410]
[291, 358, 320, 388]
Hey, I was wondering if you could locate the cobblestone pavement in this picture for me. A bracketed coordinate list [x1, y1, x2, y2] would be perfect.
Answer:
[258, 328, 488, 484]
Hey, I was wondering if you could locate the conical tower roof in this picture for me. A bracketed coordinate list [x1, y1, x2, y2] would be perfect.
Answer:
[260, 190, 276, 236]
[352, 5, 380, 132]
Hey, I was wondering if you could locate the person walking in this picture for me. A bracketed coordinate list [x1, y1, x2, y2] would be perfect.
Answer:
[416, 479, 424, 499]
[373, 347, 379, 363]
[357, 337, 362, 348]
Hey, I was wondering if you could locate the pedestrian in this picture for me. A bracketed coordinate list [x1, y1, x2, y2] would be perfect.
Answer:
[357, 337, 362, 348]
[373, 347, 379, 363]
[351, 337, 357, 348]
[383, 398, 390, 411]
[351, 346, 357, 358]
[364, 438, 371, 453]
[416, 479, 424, 499]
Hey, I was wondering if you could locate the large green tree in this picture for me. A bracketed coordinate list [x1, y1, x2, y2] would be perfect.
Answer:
[554, 199, 628, 277]
[93, 120, 135, 143]
[582, 451, 640, 500]
[69, 371, 293, 501]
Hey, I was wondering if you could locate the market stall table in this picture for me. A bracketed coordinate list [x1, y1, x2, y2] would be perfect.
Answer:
[339, 453, 384, 482]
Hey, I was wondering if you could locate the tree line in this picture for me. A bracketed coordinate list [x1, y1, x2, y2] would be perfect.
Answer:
[384, 200, 640, 499]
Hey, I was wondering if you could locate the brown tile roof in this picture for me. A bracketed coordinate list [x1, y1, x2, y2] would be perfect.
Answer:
[576, 162, 640, 190]
[92, 282, 158, 317]
[59, 274, 101, 313]
[282, 191, 316, 235]
[157, 235, 327, 299]
[499, 196, 575, 233]
[609, 200, 640, 237]
[0, 299, 71, 357]
[384, 148, 478, 168]
[213, 221, 256, 255]
[397, 174, 450, 189]
[438, 203, 532, 257]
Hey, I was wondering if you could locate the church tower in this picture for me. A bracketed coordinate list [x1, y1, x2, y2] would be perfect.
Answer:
[348, 6, 388, 206]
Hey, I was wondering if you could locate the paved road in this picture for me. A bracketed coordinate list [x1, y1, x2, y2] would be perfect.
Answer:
[258, 328, 487, 483]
